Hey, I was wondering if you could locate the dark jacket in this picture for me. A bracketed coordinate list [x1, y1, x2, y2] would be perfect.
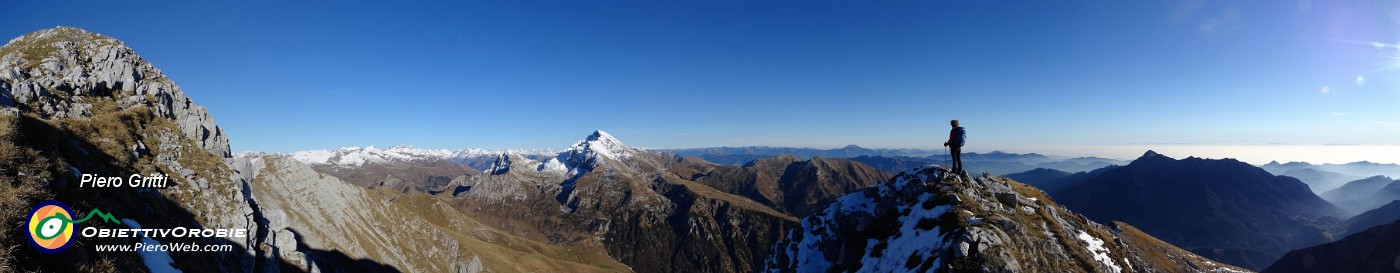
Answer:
[946, 127, 965, 148]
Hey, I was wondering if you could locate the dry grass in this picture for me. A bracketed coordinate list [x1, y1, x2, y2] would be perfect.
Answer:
[76, 257, 117, 273]
[51, 96, 229, 209]
[0, 110, 54, 273]
[1114, 221, 1252, 272]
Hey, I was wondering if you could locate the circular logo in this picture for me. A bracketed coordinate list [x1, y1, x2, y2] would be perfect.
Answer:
[26, 200, 75, 254]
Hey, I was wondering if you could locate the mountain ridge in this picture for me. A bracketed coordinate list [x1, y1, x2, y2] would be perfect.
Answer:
[1053, 151, 1344, 270]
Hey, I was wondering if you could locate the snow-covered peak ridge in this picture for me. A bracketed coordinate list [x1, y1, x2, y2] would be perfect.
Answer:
[567, 130, 633, 160]
[507, 130, 637, 176]
[288, 146, 453, 166]
[487, 152, 536, 175]
[284, 130, 625, 171]
[447, 148, 558, 159]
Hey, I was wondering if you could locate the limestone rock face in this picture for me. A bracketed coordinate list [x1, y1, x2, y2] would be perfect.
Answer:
[0, 26, 230, 157]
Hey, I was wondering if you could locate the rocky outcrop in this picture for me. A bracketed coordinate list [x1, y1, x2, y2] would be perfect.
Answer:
[765, 165, 1251, 273]
[0, 26, 230, 157]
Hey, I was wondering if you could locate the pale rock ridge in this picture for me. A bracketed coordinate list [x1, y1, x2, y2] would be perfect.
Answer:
[235, 155, 482, 273]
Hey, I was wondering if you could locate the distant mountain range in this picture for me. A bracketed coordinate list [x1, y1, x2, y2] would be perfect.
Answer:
[666, 154, 893, 218]
[663, 145, 934, 161]
[1322, 175, 1400, 215]
[1262, 200, 1400, 272]
[1261, 160, 1400, 194]
[286, 144, 1130, 181]
[1006, 166, 1121, 193]
[1052, 151, 1345, 270]
[666, 146, 1128, 175]
[1339, 200, 1400, 237]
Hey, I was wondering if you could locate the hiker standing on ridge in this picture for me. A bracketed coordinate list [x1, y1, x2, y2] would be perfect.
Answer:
[943, 119, 966, 173]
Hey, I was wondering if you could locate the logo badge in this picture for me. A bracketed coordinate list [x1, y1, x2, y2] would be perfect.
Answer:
[27, 200, 75, 254]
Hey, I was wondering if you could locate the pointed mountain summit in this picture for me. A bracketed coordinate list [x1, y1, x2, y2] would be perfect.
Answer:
[1137, 150, 1167, 161]
[537, 130, 638, 175]
[1053, 150, 1344, 270]
[567, 130, 633, 160]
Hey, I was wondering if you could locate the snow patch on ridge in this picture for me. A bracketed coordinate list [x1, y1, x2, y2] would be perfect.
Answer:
[856, 199, 952, 272]
[1077, 230, 1122, 273]
[121, 218, 182, 273]
[771, 166, 955, 273]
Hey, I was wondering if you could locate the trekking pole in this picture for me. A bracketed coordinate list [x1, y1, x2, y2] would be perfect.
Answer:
[944, 146, 949, 169]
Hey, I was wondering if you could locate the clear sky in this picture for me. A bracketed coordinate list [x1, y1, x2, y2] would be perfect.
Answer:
[3, 1, 1398, 163]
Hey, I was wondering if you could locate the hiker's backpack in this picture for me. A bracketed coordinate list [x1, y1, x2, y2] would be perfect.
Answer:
[955, 127, 966, 147]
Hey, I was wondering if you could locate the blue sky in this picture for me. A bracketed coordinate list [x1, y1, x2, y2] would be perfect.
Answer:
[4, 1, 1398, 163]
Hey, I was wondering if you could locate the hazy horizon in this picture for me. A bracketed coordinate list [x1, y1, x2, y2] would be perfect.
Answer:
[257, 130, 1400, 165]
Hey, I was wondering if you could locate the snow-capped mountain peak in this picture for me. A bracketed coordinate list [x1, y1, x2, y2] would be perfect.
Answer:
[502, 130, 639, 176]
[568, 130, 632, 160]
